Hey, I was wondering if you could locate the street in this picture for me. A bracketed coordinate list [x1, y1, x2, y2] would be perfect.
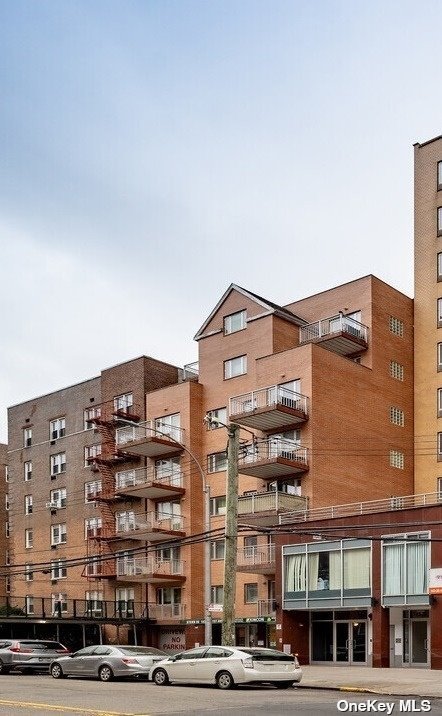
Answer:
[0, 675, 441, 716]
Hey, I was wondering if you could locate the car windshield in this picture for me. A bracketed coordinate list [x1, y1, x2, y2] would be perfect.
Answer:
[20, 641, 65, 651]
[117, 646, 166, 656]
[239, 648, 295, 662]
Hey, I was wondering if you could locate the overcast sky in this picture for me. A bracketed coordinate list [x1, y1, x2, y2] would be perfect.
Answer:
[0, 0, 440, 442]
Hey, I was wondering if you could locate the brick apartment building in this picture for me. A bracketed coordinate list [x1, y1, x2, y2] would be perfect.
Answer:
[0, 444, 7, 602]
[2, 274, 415, 652]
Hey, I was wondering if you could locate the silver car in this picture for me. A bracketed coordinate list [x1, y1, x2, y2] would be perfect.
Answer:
[150, 646, 302, 689]
[50, 644, 167, 682]
[0, 639, 70, 674]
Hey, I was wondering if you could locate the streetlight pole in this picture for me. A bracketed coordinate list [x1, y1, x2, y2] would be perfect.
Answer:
[222, 423, 240, 646]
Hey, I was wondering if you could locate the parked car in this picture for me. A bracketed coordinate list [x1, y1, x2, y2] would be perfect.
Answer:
[50, 644, 167, 682]
[150, 646, 302, 689]
[0, 639, 70, 674]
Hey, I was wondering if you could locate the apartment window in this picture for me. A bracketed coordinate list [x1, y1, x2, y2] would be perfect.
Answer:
[389, 361, 404, 381]
[115, 511, 135, 533]
[211, 539, 225, 560]
[25, 528, 33, 548]
[207, 451, 227, 473]
[438, 478, 442, 499]
[5, 578, 10, 594]
[51, 559, 67, 580]
[206, 407, 227, 430]
[244, 583, 258, 603]
[5, 494, 8, 511]
[438, 299, 442, 327]
[224, 355, 247, 379]
[210, 585, 224, 604]
[156, 587, 182, 605]
[25, 564, 33, 582]
[438, 207, 442, 236]
[85, 480, 102, 501]
[85, 517, 102, 539]
[155, 457, 182, 484]
[390, 450, 405, 469]
[210, 496, 226, 516]
[23, 428, 32, 447]
[5, 522, 9, 538]
[224, 310, 246, 335]
[50, 417, 66, 440]
[390, 406, 404, 427]
[24, 495, 33, 515]
[389, 316, 404, 337]
[50, 452, 66, 476]
[84, 406, 101, 430]
[50, 488, 67, 509]
[5, 466, 8, 482]
[24, 460, 32, 481]
[438, 433, 442, 461]
[114, 393, 133, 413]
[5, 550, 9, 566]
[383, 533, 428, 600]
[51, 523, 67, 546]
[244, 535, 258, 553]
[154, 413, 181, 441]
[85, 557, 102, 578]
[86, 591, 104, 615]
[52, 593, 67, 615]
[25, 596, 34, 615]
[84, 444, 101, 466]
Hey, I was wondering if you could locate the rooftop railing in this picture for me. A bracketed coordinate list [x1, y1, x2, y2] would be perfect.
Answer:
[230, 385, 309, 417]
[299, 314, 368, 344]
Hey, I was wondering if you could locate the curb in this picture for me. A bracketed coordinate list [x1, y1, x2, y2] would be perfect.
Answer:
[298, 684, 379, 694]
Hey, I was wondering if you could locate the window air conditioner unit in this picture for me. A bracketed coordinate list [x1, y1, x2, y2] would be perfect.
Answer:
[46, 502, 58, 510]
[51, 579, 58, 584]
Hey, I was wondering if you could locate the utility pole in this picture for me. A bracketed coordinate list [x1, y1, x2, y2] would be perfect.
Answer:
[221, 423, 240, 646]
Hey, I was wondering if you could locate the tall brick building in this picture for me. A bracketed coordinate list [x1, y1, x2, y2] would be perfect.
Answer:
[0, 443, 7, 602]
[3, 274, 414, 652]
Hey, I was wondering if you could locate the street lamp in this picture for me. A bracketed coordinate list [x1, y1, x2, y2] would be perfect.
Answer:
[117, 419, 212, 646]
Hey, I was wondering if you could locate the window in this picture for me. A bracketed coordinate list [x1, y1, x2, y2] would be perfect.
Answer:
[438, 433, 442, 461]
[211, 540, 225, 560]
[206, 407, 227, 430]
[210, 495, 226, 516]
[224, 355, 247, 379]
[383, 533, 428, 599]
[24, 461, 32, 481]
[155, 457, 182, 484]
[114, 393, 133, 413]
[438, 299, 442, 327]
[25, 564, 33, 582]
[5, 522, 9, 538]
[84, 406, 101, 430]
[4, 466, 8, 482]
[84, 444, 101, 466]
[389, 361, 404, 381]
[51, 560, 67, 580]
[86, 590, 104, 614]
[207, 451, 227, 473]
[224, 310, 246, 335]
[24, 495, 33, 515]
[210, 585, 224, 604]
[25, 596, 34, 615]
[439, 477, 442, 500]
[5, 578, 10, 594]
[244, 535, 258, 553]
[50, 488, 67, 509]
[5, 550, 9, 566]
[52, 593, 67, 615]
[50, 452, 66, 476]
[389, 316, 404, 337]
[156, 587, 182, 605]
[244, 583, 258, 603]
[5, 494, 8, 512]
[85, 517, 102, 539]
[25, 528, 33, 548]
[115, 511, 135, 533]
[51, 523, 67, 546]
[85, 557, 102, 577]
[438, 253, 442, 282]
[390, 450, 405, 469]
[438, 207, 442, 236]
[23, 428, 32, 447]
[85, 480, 102, 501]
[154, 413, 181, 441]
[438, 161, 442, 190]
[50, 417, 65, 440]
[390, 407, 404, 426]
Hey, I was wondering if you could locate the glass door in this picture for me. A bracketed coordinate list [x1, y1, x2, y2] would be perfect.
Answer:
[351, 621, 366, 663]
[411, 620, 428, 666]
[336, 622, 350, 662]
[335, 621, 366, 664]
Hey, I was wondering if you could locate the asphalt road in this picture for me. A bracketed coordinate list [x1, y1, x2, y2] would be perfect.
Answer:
[0, 674, 441, 716]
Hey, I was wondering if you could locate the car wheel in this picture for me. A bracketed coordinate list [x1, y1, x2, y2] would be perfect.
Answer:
[153, 668, 170, 686]
[216, 670, 235, 690]
[98, 665, 114, 682]
[51, 663, 65, 679]
[0, 659, 11, 675]
[273, 681, 294, 689]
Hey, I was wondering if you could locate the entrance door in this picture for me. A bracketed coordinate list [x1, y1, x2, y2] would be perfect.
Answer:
[411, 620, 428, 666]
[335, 621, 366, 664]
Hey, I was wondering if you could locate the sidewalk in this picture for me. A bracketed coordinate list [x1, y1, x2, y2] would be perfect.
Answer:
[300, 665, 442, 699]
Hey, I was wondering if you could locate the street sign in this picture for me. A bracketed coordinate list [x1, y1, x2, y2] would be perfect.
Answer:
[208, 604, 223, 612]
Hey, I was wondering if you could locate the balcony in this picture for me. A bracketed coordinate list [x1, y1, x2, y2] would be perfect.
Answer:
[238, 490, 307, 526]
[115, 512, 185, 542]
[299, 313, 368, 356]
[115, 467, 185, 500]
[85, 399, 142, 428]
[148, 603, 186, 620]
[236, 545, 275, 574]
[117, 558, 186, 583]
[115, 421, 185, 458]
[238, 438, 309, 479]
[257, 599, 277, 618]
[0, 598, 153, 622]
[230, 386, 309, 432]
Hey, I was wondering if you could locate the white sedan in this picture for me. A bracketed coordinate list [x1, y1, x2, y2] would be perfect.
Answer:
[150, 646, 302, 689]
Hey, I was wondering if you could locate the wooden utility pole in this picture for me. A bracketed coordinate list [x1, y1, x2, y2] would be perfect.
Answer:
[221, 423, 240, 646]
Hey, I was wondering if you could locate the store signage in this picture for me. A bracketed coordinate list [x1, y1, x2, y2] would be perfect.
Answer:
[429, 568, 442, 594]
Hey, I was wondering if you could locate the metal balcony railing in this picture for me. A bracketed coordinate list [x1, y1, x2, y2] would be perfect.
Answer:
[299, 314, 368, 344]
[182, 361, 199, 379]
[257, 599, 277, 617]
[117, 558, 185, 578]
[238, 491, 306, 516]
[230, 385, 309, 418]
[0, 598, 152, 621]
[237, 544, 275, 568]
[115, 421, 185, 448]
[115, 511, 184, 535]
[148, 603, 186, 620]
[238, 438, 308, 466]
[115, 466, 183, 491]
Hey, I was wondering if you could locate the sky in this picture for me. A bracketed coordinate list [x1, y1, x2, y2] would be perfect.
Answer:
[0, 0, 440, 442]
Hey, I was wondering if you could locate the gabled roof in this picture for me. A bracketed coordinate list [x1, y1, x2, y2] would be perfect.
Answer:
[194, 283, 306, 341]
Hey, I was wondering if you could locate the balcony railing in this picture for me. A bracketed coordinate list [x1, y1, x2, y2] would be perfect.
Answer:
[237, 544, 275, 569]
[0, 598, 153, 621]
[238, 438, 309, 478]
[115, 466, 185, 499]
[182, 361, 199, 379]
[257, 599, 277, 618]
[279, 491, 442, 524]
[117, 558, 185, 580]
[148, 603, 186, 620]
[115, 511, 185, 541]
[115, 421, 185, 457]
[230, 386, 309, 431]
[299, 314, 368, 356]
[238, 490, 307, 516]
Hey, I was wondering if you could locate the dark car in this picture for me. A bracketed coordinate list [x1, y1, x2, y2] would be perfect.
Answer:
[0, 639, 70, 674]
